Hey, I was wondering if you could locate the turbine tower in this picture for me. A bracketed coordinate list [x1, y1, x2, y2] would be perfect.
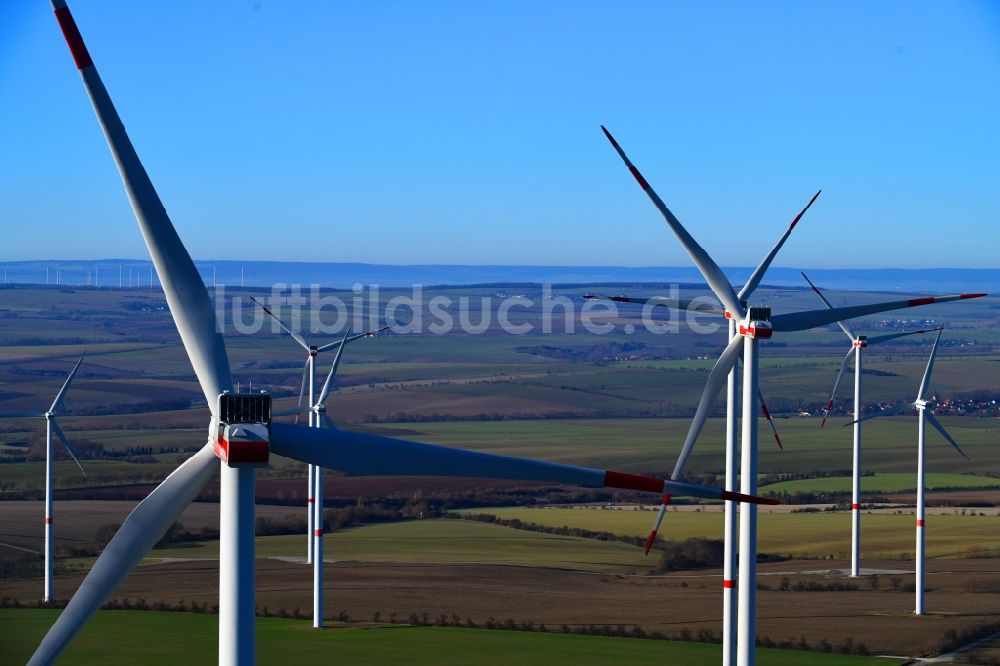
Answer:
[848, 328, 969, 614]
[803, 271, 940, 577]
[599, 125, 986, 666]
[36, 7, 777, 663]
[0, 354, 87, 602]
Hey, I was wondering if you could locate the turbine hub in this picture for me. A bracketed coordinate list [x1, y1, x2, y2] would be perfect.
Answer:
[854, 336, 868, 348]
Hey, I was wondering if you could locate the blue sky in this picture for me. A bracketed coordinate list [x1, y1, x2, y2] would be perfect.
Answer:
[2, 1, 998, 268]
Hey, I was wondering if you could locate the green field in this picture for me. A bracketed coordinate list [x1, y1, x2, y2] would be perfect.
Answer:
[150, 519, 651, 574]
[455, 509, 1000, 559]
[762, 472, 1000, 495]
[0, 609, 907, 666]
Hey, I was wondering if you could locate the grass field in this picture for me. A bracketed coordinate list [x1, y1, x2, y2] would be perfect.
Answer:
[762, 472, 1000, 495]
[455, 509, 1000, 559]
[149, 519, 651, 574]
[0, 609, 908, 665]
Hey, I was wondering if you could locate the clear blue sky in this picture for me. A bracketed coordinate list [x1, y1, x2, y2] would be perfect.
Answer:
[2, 1, 998, 268]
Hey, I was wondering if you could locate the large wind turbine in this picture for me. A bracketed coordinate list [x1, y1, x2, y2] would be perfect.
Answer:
[848, 328, 968, 615]
[250, 295, 384, 567]
[0, 354, 87, 602]
[253, 309, 382, 631]
[600, 125, 817, 665]
[36, 5, 778, 664]
[802, 272, 941, 577]
[599, 125, 986, 666]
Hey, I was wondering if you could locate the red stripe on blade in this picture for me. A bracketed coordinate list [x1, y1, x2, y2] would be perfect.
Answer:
[603, 470, 663, 494]
[54, 6, 93, 70]
[907, 297, 936, 307]
[643, 531, 657, 555]
[961, 293, 987, 299]
[721, 490, 780, 505]
[628, 165, 650, 190]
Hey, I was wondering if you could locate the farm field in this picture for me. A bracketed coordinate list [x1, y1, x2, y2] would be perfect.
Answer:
[762, 472, 1000, 495]
[455, 510, 1000, 559]
[146, 519, 651, 574]
[0, 609, 907, 666]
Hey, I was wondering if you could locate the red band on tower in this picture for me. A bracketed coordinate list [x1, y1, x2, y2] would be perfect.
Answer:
[314, 529, 323, 537]
[851, 503, 860, 510]
[723, 580, 734, 589]
[45, 517, 53, 525]
[54, 7, 93, 70]
[916, 519, 924, 527]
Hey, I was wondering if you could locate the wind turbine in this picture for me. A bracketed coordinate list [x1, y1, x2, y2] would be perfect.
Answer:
[848, 328, 968, 615]
[599, 125, 986, 666]
[600, 125, 817, 664]
[0, 354, 87, 602]
[250, 295, 385, 569]
[35, 5, 778, 664]
[802, 271, 941, 577]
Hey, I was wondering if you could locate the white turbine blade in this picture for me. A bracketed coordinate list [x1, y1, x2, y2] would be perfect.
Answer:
[270, 423, 779, 505]
[821, 347, 855, 428]
[758, 391, 783, 449]
[249, 296, 309, 351]
[48, 353, 86, 414]
[917, 328, 945, 402]
[315, 326, 389, 353]
[771, 293, 987, 333]
[582, 294, 725, 316]
[51, 1, 232, 407]
[800, 272, 854, 340]
[601, 126, 743, 318]
[669, 333, 745, 479]
[0, 412, 46, 419]
[27, 443, 216, 666]
[737, 190, 821, 301]
[643, 493, 672, 555]
[865, 327, 942, 346]
[50, 418, 86, 477]
[317, 326, 352, 406]
[294, 359, 308, 425]
[842, 403, 910, 427]
[925, 412, 970, 461]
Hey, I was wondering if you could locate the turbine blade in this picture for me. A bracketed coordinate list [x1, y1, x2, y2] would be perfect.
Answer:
[865, 327, 942, 346]
[315, 326, 390, 353]
[582, 294, 725, 316]
[771, 293, 986, 333]
[821, 347, 855, 428]
[917, 328, 945, 401]
[758, 391, 783, 449]
[669, 333, 744, 479]
[600, 126, 743, 318]
[294, 359, 308, 425]
[50, 418, 86, 477]
[270, 423, 778, 505]
[51, 2, 232, 408]
[27, 443, 216, 666]
[250, 296, 309, 351]
[925, 412, 970, 461]
[643, 493, 672, 555]
[737, 190, 821, 301]
[0, 412, 46, 419]
[800, 272, 854, 340]
[317, 325, 352, 406]
[49, 353, 86, 414]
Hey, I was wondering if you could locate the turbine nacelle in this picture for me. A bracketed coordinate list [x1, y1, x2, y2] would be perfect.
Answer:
[213, 392, 272, 467]
[853, 336, 868, 348]
[738, 306, 772, 339]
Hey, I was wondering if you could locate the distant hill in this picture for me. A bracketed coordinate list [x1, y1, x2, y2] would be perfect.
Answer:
[1, 260, 997, 294]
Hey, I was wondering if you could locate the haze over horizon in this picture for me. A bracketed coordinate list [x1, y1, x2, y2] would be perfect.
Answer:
[2, 1, 998, 268]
